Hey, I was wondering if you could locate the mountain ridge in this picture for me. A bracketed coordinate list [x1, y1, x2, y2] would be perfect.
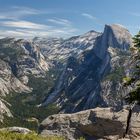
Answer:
[0, 24, 133, 124]
[41, 24, 132, 112]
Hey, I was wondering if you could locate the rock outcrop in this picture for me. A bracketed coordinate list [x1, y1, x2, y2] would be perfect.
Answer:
[0, 99, 12, 122]
[0, 127, 32, 134]
[39, 107, 140, 140]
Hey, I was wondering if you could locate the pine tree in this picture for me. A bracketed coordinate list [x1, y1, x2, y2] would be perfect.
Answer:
[126, 31, 140, 104]
[133, 31, 140, 48]
[123, 31, 140, 137]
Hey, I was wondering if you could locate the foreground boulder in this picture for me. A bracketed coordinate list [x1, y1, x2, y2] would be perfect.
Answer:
[0, 127, 32, 134]
[39, 107, 140, 140]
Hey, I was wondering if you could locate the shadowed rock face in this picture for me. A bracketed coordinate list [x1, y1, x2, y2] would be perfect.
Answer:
[39, 107, 140, 140]
[41, 24, 132, 112]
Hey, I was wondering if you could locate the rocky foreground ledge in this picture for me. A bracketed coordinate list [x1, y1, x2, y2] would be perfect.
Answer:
[39, 107, 140, 140]
[0, 127, 32, 134]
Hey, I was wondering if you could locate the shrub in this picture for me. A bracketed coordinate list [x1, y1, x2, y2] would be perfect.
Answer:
[0, 131, 64, 140]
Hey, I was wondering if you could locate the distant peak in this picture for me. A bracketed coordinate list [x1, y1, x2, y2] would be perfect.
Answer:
[88, 30, 99, 33]
[105, 24, 128, 31]
[112, 24, 126, 28]
[81, 30, 101, 38]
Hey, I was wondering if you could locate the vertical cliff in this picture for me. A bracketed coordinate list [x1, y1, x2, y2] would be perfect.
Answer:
[42, 24, 132, 112]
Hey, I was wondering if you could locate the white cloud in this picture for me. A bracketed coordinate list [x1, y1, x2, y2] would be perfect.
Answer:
[0, 15, 8, 19]
[0, 20, 51, 30]
[0, 6, 78, 38]
[126, 25, 140, 30]
[48, 18, 71, 26]
[0, 6, 43, 20]
[0, 25, 77, 38]
[82, 13, 97, 20]
[0, 6, 41, 20]
[0, 30, 31, 38]
[81, 13, 103, 26]
[130, 12, 140, 17]
[12, 6, 41, 15]
[0, 6, 59, 21]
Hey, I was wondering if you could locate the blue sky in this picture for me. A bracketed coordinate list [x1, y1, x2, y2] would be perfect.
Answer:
[0, 0, 140, 38]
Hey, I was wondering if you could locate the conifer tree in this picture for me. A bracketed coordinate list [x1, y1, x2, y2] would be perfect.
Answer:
[123, 31, 140, 137]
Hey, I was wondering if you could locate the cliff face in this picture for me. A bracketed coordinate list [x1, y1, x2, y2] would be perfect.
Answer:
[0, 59, 27, 121]
[42, 24, 132, 112]
[0, 59, 30, 96]
[0, 38, 49, 121]
[94, 24, 132, 59]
